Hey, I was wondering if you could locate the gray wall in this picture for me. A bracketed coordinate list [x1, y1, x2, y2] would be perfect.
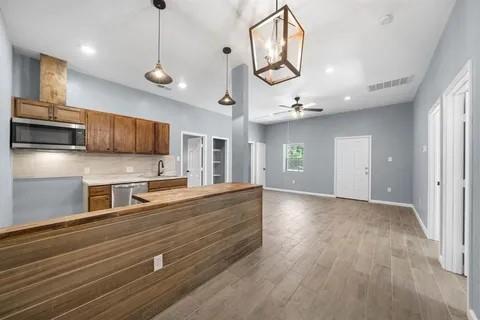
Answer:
[248, 122, 266, 143]
[265, 103, 414, 204]
[0, 11, 12, 227]
[13, 177, 84, 224]
[12, 53, 232, 185]
[231, 64, 249, 183]
[411, 0, 480, 315]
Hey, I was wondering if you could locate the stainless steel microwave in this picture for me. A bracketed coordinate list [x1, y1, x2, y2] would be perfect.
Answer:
[11, 117, 86, 151]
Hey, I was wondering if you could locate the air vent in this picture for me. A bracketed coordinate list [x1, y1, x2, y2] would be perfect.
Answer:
[368, 75, 414, 92]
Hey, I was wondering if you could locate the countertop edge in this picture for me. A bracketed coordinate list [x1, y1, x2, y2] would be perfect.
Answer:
[0, 183, 262, 239]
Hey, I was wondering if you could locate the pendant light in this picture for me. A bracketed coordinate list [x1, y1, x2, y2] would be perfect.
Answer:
[249, 0, 305, 86]
[145, 0, 173, 85]
[218, 47, 236, 106]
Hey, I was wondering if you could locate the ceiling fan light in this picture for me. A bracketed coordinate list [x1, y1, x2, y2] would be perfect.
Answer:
[218, 91, 236, 106]
[145, 63, 173, 85]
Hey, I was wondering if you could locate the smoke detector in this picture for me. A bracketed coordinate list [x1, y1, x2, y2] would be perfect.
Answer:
[379, 14, 394, 26]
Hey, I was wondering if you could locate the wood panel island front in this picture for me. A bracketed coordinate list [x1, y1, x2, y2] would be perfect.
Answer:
[0, 183, 262, 320]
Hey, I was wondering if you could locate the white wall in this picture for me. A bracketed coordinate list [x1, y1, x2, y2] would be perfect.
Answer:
[0, 10, 12, 227]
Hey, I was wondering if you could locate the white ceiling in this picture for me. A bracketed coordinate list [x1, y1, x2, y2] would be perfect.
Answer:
[0, 0, 455, 124]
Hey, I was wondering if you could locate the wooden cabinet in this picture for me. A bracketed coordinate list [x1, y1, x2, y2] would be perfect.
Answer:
[53, 105, 85, 124]
[14, 99, 53, 121]
[135, 119, 154, 154]
[113, 116, 136, 153]
[148, 178, 187, 192]
[86, 111, 114, 152]
[154, 122, 170, 155]
[88, 185, 112, 212]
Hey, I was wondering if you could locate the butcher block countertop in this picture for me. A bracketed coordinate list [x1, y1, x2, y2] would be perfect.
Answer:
[133, 183, 261, 203]
[0, 183, 261, 239]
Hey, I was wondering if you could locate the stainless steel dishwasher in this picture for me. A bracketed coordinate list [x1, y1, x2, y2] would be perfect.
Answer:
[111, 182, 148, 208]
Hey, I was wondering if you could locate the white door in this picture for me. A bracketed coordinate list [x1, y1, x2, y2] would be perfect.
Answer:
[187, 137, 203, 187]
[432, 106, 442, 241]
[255, 142, 266, 186]
[335, 137, 370, 201]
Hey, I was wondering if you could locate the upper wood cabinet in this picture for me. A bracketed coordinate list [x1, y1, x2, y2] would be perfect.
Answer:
[14, 98, 85, 124]
[113, 115, 136, 153]
[14, 99, 53, 121]
[154, 122, 170, 155]
[135, 119, 155, 154]
[86, 111, 113, 152]
[53, 105, 85, 124]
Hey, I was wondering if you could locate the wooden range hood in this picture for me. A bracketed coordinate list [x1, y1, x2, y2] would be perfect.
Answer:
[39, 54, 67, 105]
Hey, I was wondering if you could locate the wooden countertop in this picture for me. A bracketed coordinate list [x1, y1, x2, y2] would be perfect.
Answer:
[0, 183, 261, 239]
[133, 183, 261, 203]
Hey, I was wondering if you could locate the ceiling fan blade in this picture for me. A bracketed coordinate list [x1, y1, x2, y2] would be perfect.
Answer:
[303, 108, 324, 112]
[278, 105, 292, 109]
[273, 110, 292, 115]
[302, 102, 317, 108]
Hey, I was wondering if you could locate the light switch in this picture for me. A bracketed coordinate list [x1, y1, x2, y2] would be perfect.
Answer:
[292, 180, 296, 185]
[387, 187, 392, 193]
[422, 145, 427, 153]
[387, 157, 393, 162]
[126, 166, 134, 173]
[84, 167, 91, 174]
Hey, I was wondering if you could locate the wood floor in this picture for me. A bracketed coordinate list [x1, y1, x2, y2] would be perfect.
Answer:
[153, 190, 467, 320]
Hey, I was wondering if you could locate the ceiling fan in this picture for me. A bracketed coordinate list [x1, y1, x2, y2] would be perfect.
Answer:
[274, 96, 324, 118]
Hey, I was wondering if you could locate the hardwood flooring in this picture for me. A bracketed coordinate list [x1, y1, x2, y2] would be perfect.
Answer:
[153, 190, 467, 320]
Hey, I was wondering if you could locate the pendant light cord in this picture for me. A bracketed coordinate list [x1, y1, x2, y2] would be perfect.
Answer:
[157, 9, 161, 63]
[225, 53, 229, 91]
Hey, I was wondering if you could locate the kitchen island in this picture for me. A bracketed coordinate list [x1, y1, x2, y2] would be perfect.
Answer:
[0, 183, 262, 320]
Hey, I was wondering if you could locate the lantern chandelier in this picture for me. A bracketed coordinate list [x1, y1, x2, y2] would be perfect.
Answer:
[249, 0, 305, 86]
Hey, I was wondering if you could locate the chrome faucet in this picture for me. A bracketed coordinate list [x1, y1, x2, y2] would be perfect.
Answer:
[157, 159, 165, 176]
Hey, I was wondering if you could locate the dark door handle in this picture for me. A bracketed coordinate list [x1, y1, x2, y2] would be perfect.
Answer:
[437, 181, 441, 186]
[186, 170, 190, 173]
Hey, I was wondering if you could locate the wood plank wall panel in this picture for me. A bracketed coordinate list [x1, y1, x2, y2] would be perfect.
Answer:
[0, 188, 262, 320]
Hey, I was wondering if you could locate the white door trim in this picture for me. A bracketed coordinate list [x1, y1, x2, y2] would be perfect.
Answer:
[427, 98, 442, 241]
[210, 136, 230, 183]
[441, 59, 472, 276]
[180, 131, 208, 186]
[334, 135, 372, 201]
[248, 141, 256, 184]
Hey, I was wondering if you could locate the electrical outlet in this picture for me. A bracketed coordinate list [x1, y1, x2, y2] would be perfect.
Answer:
[126, 166, 134, 173]
[387, 187, 392, 193]
[176, 156, 180, 162]
[84, 167, 91, 174]
[292, 180, 296, 185]
[387, 156, 393, 162]
[154, 254, 163, 271]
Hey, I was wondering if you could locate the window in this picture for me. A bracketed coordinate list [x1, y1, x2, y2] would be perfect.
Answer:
[284, 143, 304, 172]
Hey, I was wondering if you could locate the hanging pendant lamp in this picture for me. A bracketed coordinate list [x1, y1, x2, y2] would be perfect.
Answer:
[145, 0, 173, 85]
[218, 47, 236, 106]
[249, 0, 305, 86]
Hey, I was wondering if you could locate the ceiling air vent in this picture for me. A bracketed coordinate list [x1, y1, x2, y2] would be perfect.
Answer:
[368, 75, 414, 92]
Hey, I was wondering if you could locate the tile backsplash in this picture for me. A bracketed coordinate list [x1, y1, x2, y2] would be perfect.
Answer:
[13, 150, 176, 178]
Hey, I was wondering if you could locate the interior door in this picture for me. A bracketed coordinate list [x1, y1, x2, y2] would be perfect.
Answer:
[335, 137, 370, 201]
[255, 142, 266, 186]
[187, 137, 203, 187]
[432, 107, 442, 241]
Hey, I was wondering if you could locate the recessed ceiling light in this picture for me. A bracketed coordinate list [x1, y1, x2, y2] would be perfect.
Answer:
[325, 66, 335, 74]
[80, 45, 96, 56]
[379, 14, 394, 26]
[344, 96, 352, 101]
[178, 81, 187, 89]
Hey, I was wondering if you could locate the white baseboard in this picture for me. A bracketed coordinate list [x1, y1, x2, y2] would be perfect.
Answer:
[263, 187, 336, 198]
[411, 205, 429, 238]
[468, 309, 479, 320]
[369, 199, 413, 208]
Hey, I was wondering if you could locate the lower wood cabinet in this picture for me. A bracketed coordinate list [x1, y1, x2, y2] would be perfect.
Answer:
[148, 178, 187, 192]
[88, 185, 112, 212]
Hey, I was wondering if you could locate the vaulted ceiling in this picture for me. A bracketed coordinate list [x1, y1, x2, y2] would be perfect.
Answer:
[0, 0, 455, 123]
